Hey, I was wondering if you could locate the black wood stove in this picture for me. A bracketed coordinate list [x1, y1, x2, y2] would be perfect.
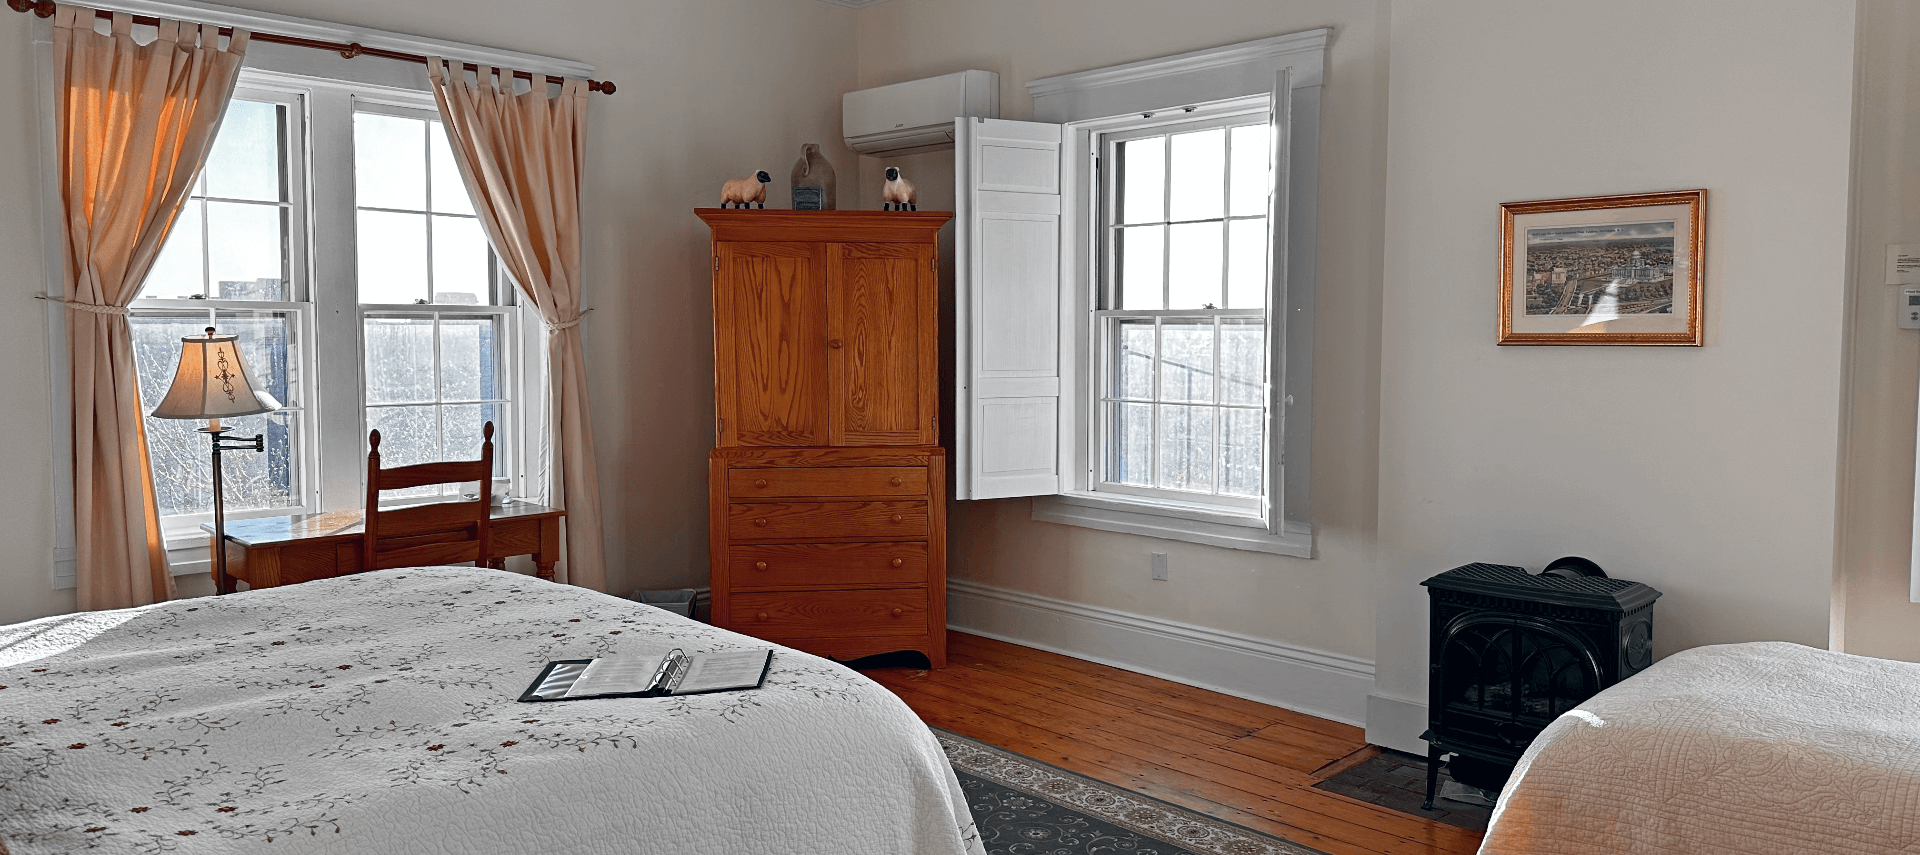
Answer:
[1419, 560, 1660, 809]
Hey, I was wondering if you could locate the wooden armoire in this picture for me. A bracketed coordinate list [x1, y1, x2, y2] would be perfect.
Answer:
[699, 209, 952, 668]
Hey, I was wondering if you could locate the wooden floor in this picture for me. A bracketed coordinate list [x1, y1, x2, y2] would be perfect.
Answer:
[864, 632, 1483, 855]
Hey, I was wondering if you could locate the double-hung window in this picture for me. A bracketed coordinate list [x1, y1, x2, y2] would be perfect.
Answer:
[353, 105, 512, 495]
[1099, 114, 1272, 509]
[134, 88, 314, 526]
[127, 74, 527, 555]
[953, 31, 1325, 557]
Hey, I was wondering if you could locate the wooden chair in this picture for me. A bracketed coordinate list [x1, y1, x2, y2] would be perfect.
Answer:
[363, 422, 494, 571]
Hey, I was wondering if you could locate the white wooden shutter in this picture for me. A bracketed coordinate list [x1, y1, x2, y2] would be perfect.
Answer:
[953, 117, 1068, 500]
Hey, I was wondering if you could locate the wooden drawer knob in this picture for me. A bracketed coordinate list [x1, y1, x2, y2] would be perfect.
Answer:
[753, 478, 768, 488]
[757, 612, 769, 621]
[829, 339, 844, 349]
[754, 518, 768, 527]
[889, 476, 903, 487]
[891, 558, 904, 567]
[891, 608, 903, 618]
[890, 514, 903, 523]
[754, 561, 768, 570]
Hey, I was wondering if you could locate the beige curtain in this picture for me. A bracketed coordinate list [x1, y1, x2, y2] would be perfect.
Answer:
[428, 60, 606, 591]
[52, 5, 249, 610]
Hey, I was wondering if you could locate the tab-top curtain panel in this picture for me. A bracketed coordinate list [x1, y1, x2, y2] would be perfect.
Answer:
[53, 5, 249, 609]
[427, 60, 606, 591]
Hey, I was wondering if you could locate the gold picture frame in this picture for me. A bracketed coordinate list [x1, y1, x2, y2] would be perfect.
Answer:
[1499, 190, 1705, 346]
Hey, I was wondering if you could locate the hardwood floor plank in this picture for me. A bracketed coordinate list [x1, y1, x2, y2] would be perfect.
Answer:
[868, 632, 1483, 855]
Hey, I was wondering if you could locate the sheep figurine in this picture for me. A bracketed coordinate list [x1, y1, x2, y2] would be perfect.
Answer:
[720, 171, 772, 209]
[881, 166, 917, 211]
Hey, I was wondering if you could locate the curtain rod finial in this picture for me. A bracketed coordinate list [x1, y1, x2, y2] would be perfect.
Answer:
[591, 79, 616, 95]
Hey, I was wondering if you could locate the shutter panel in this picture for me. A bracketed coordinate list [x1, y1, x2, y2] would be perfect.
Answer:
[953, 117, 1068, 500]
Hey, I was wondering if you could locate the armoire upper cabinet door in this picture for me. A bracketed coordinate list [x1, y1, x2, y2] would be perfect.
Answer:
[714, 242, 829, 446]
[827, 242, 937, 446]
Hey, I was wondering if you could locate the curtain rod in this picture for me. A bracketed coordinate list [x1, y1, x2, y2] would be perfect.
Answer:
[6, 0, 617, 94]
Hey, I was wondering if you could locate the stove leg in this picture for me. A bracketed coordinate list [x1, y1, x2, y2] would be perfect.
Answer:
[1421, 744, 1442, 811]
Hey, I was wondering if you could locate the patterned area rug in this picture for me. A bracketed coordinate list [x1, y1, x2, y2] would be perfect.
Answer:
[934, 729, 1326, 855]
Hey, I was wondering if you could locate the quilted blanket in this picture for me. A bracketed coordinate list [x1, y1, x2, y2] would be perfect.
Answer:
[1479, 641, 1920, 855]
[0, 567, 984, 855]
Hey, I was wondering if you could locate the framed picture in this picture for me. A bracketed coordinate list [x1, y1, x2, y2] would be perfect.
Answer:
[1499, 190, 1705, 346]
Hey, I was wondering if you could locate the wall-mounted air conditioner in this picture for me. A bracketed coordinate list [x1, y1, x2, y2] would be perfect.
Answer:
[843, 70, 999, 156]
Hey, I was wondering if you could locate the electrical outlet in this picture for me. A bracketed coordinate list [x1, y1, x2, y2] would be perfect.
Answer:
[1151, 552, 1168, 581]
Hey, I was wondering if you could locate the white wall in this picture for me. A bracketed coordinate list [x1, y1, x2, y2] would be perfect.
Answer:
[1834, 0, 1920, 661]
[0, 10, 64, 625]
[0, 0, 863, 623]
[1371, 0, 1858, 749]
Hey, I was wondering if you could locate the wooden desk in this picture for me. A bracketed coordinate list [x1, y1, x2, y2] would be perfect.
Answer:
[204, 502, 566, 590]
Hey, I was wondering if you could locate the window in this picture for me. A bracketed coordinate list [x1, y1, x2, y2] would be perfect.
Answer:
[954, 31, 1325, 556]
[134, 88, 313, 523]
[1098, 116, 1271, 510]
[352, 107, 512, 499]
[127, 76, 529, 547]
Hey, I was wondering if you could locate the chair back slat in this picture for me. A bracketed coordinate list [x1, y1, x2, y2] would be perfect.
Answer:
[372, 461, 492, 493]
[364, 423, 494, 572]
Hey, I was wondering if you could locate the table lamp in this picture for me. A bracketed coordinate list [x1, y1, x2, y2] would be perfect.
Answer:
[151, 326, 282, 595]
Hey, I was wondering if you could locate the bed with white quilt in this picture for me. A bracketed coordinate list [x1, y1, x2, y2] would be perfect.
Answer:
[0, 567, 984, 855]
[1479, 641, 1920, 855]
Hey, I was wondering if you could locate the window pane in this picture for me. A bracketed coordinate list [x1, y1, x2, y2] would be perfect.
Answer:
[431, 216, 491, 304]
[1117, 225, 1164, 310]
[1118, 136, 1165, 225]
[1226, 218, 1268, 309]
[216, 310, 298, 408]
[357, 210, 429, 304]
[1157, 404, 1214, 492]
[1168, 128, 1225, 222]
[1160, 321, 1214, 403]
[429, 122, 475, 216]
[132, 311, 210, 410]
[205, 202, 284, 300]
[143, 202, 204, 299]
[204, 100, 283, 203]
[1228, 124, 1270, 218]
[1220, 320, 1265, 406]
[1168, 221, 1223, 309]
[451, 402, 506, 479]
[363, 316, 436, 404]
[439, 315, 500, 401]
[1221, 407, 1263, 497]
[367, 405, 441, 499]
[441, 403, 497, 472]
[354, 113, 427, 211]
[1113, 318, 1154, 400]
[1109, 402, 1152, 487]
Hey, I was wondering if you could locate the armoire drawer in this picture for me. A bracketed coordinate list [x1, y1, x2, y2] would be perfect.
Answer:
[729, 542, 927, 588]
[727, 501, 928, 540]
[728, 466, 927, 499]
[730, 589, 928, 638]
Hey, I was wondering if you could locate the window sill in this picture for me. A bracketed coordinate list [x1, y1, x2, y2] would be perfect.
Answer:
[1031, 492, 1313, 557]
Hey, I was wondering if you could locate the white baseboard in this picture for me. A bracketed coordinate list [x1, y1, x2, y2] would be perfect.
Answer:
[946, 579, 1374, 727]
[1365, 692, 1429, 755]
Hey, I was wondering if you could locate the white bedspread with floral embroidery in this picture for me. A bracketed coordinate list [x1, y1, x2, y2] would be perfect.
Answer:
[0, 567, 984, 855]
[1479, 641, 1920, 855]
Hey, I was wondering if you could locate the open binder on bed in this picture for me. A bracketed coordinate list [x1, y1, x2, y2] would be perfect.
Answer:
[519, 649, 772, 702]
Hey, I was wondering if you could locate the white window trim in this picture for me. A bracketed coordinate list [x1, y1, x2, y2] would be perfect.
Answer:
[32, 6, 574, 587]
[1027, 30, 1327, 557]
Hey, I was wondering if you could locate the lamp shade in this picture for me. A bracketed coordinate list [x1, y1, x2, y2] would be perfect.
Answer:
[150, 328, 281, 420]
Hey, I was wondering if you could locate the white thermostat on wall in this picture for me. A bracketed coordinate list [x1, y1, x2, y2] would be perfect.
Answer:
[1901, 287, 1920, 329]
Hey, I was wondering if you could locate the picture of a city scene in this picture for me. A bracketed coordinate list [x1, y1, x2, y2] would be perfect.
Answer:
[1522, 220, 1676, 316]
